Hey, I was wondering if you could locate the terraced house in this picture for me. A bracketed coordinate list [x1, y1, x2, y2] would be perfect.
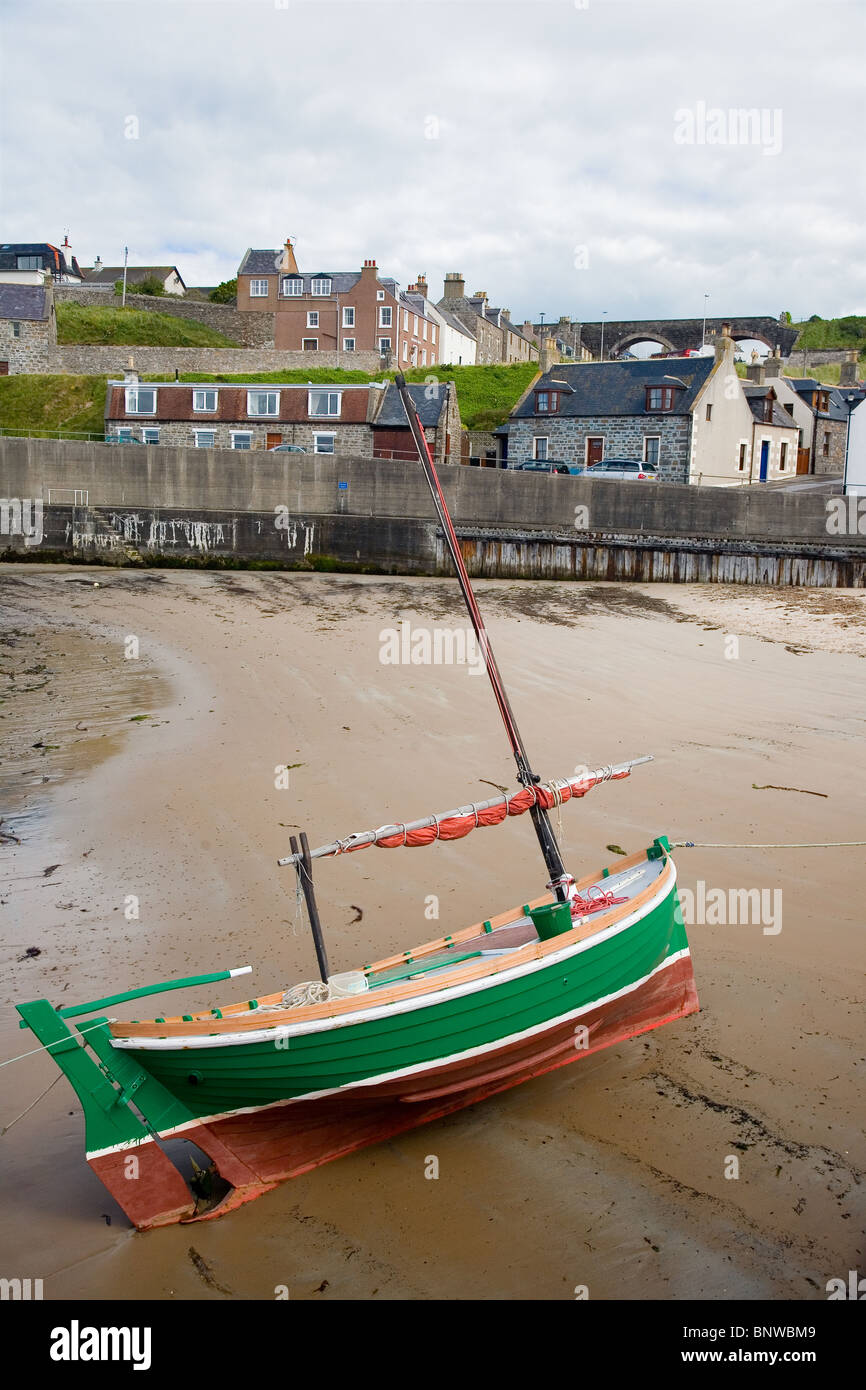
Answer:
[236, 239, 440, 365]
[507, 325, 798, 485]
[104, 373, 462, 465]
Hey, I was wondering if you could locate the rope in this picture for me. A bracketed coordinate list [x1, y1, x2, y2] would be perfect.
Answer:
[673, 840, 866, 850]
[1, 1072, 63, 1137]
[0, 1018, 110, 1070]
[281, 981, 331, 1008]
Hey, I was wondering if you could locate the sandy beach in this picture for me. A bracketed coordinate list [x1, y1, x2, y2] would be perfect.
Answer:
[1, 565, 864, 1301]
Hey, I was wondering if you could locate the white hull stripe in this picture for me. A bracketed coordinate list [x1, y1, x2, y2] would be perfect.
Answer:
[87, 946, 691, 1160]
[110, 862, 677, 1053]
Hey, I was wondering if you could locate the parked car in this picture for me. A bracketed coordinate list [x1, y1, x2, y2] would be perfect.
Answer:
[268, 443, 307, 453]
[583, 458, 659, 481]
[104, 435, 142, 445]
[512, 459, 572, 474]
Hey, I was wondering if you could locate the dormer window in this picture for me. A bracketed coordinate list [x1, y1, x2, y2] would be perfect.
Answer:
[645, 387, 675, 411]
[536, 390, 560, 414]
[311, 277, 332, 296]
[818, 391, 829, 413]
[281, 276, 303, 296]
[125, 387, 156, 414]
[763, 397, 774, 423]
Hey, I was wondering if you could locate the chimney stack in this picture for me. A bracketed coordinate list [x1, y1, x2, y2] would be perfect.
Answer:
[279, 237, 299, 274]
[714, 321, 735, 365]
[539, 336, 560, 374]
[839, 350, 859, 387]
[443, 272, 465, 301]
[415, 273, 428, 300]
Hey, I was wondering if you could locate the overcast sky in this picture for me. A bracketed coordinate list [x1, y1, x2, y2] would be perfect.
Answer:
[1, 0, 862, 326]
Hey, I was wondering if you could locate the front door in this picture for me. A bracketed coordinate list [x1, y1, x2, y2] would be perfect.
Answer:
[587, 437, 604, 464]
[759, 440, 770, 481]
[266, 433, 282, 450]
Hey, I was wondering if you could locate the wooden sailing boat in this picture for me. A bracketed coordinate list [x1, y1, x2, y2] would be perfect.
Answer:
[16, 377, 699, 1229]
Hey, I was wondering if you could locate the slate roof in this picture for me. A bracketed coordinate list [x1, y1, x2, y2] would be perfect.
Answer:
[106, 381, 374, 425]
[0, 284, 50, 321]
[373, 382, 447, 427]
[511, 358, 716, 419]
[0, 242, 76, 277]
[786, 379, 852, 421]
[435, 305, 475, 340]
[86, 265, 185, 287]
[742, 387, 799, 428]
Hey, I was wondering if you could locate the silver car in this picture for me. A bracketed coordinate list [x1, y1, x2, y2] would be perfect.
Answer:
[584, 458, 659, 481]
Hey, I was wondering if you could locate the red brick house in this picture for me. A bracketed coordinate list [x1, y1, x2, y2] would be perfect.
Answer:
[237, 239, 441, 365]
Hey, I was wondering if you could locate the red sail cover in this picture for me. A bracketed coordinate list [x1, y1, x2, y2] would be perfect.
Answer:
[367, 770, 631, 851]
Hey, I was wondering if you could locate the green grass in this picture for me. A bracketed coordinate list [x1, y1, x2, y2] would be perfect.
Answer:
[792, 316, 866, 350]
[141, 362, 540, 429]
[0, 374, 108, 435]
[56, 303, 240, 348]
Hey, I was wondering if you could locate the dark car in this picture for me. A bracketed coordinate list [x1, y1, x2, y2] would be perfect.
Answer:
[268, 444, 307, 453]
[583, 458, 659, 481]
[513, 459, 573, 474]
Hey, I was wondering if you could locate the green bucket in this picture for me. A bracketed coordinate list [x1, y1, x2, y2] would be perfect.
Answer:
[528, 900, 574, 941]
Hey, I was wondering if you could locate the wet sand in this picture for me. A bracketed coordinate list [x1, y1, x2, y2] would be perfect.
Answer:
[1, 566, 864, 1301]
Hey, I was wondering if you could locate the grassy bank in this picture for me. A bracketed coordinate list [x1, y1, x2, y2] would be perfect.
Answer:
[0, 374, 107, 435]
[56, 303, 239, 347]
[792, 316, 866, 351]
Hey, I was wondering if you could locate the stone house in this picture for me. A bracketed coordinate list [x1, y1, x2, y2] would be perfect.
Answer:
[0, 284, 56, 374]
[746, 360, 849, 475]
[85, 260, 187, 295]
[103, 374, 463, 465]
[236, 239, 441, 366]
[437, 273, 538, 365]
[507, 327, 799, 485]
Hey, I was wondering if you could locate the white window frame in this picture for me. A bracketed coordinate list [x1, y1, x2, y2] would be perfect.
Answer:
[379, 306, 392, 328]
[403, 309, 409, 330]
[114, 428, 133, 442]
[421, 349, 427, 366]
[249, 279, 270, 297]
[311, 277, 331, 296]
[193, 388, 218, 413]
[281, 277, 303, 296]
[430, 352, 436, 365]
[379, 337, 392, 354]
[141, 427, 160, 445]
[533, 436, 549, 461]
[423, 320, 428, 340]
[307, 311, 319, 328]
[431, 324, 436, 344]
[413, 315, 419, 334]
[643, 435, 661, 465]
[246, 390, 279, 417]
[308, 390, 341, 418]
[125, 386, 157, 415]
[402, 341, 409, 361]
[376, 289, 385, 301]
[313, 432, 336, 454]
[194, 429, 216, 448]
[230, 432, 252, 450]
[342, 306, 355, 327]
[342, 337, 356, 352]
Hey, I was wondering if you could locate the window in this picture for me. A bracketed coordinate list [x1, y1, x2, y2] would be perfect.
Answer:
[308, 390, 341, 417]
[738, 443, 748, 471]
[247, 391, 279, 416]
[431, 324, 436, 344]
[342, 338, 355, 352]
[823, 432, 830, 457]
[533, 436, 549, 461]
[114, 428, 133, 442]
[403, 309, 409, 330]
[125, 387, 156, 414]
[413, 315, 419, 335]
[423, 320, 428, 340]
[379, 338, 392, 354]
[402, 341, 409, 361]
[421, 349, 427, 366]
[536, 390, 560, 414]
[779, 442, 788, 471]
[376, 290, 385, 301]
[705, 404, 713, 421]
[313, 433, 336, 453]
[311, 277, 331, 296]
[231, 432, 252, 449]
[646, 387, 675, 410]
[379, 306, 392, 327]
[17, 255, 42, 270]
[141, 428, 160, 445]
[784, 402, 794, 416]
[281, 276, 303, 296]
[430, 352, 436, 364]
[818, 392, 830, 413]
[302, 338, 318, 350]
[194, 429, 216, 448]
[307, 311, 319, 328]
[249, 279, 270, 297]
[11, 321, 20, 337]
[644, 436, 660, 466]
[763, 398, 774, 423]
[342, 306, 355, 327]
[193, 389, 217, 412]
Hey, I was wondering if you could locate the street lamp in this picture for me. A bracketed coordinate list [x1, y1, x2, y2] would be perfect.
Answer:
[701, 293, 709, 347]
[121, 246, 129, 308]
[599, 311, 608, 362]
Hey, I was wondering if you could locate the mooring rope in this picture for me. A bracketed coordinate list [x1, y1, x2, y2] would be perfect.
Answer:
[672, 840, 866, 850]
[0, 1072, 63, 1137]
[0, 1018, 112, 1071]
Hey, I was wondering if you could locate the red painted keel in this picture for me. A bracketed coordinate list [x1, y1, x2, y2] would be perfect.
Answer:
[91, 954, 698, 1229]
